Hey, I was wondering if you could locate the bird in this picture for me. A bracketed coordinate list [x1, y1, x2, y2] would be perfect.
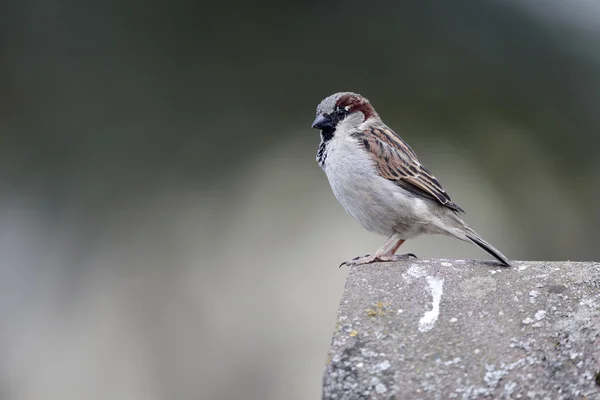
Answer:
[311, 92, 510, 267]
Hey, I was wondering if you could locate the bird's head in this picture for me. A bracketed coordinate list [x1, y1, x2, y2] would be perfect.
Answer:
[312, 92, 378, 140]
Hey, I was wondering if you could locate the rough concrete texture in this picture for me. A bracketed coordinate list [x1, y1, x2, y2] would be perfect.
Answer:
[323, 259, 600, 400]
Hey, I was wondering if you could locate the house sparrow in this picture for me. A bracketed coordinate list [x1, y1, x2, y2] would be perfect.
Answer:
[312, 92, 510, 267]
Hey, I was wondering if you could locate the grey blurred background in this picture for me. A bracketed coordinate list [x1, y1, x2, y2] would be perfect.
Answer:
[1, 0, 599, 399]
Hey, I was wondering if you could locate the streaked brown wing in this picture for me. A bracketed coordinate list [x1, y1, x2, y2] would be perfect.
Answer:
[357, 126, 464, 213]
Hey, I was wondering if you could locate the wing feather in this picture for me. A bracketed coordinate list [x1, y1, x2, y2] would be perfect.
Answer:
[357, 126, 464, 213]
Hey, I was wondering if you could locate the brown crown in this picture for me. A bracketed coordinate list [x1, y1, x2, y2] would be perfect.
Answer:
[335, 93, 377, 120]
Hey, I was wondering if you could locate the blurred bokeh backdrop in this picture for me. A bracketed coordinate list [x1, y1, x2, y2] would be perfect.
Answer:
[1, 0, 599, 399]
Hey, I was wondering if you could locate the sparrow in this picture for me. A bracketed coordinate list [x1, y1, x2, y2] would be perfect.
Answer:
[311, 92, 510, 267]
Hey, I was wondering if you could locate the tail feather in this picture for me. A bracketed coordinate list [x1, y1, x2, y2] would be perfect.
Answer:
[437, 214, 510, 266]
[465, 232, 510, 267]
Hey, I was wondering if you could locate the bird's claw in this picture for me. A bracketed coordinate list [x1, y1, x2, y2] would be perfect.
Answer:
[339, 253, 417, 267]
[340, 254, 371, 268]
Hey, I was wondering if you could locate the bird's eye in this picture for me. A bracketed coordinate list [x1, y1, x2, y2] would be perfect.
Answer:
[336, 107, 349, 117]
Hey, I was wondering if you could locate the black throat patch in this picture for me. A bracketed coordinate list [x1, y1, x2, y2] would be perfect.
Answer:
[321, 130, 334, 142]
[316, 131, 333, 167]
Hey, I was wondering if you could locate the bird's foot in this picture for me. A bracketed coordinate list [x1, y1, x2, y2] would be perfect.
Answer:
[380, 253, 418, 262]
[339, 254, 373, 268]
[339, 253, 417, 268]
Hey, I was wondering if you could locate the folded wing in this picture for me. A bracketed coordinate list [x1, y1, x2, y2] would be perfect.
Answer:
[357, 126, 464, 213]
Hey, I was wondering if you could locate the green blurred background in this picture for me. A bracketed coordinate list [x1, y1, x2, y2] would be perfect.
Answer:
[1, 0, 599, 399]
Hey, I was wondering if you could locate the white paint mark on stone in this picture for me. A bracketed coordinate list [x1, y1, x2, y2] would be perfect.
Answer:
[375, 383, 387, 394]
[484, 364, 507, 388]
[371, 377, 387, 394]
[419, 276, 444, 332]
[441, 262, 453, 267]
[397, 309, 404, 314]
[407, 264, 426, 277]
[442, 357, 461, 366]
[403, 264, 426, 282]
[362, 349, 377, 357]
[534, 310, 546, 320]
[449, 317, 458, 323]
[378, 360, 391, 371]
[580, 298, 596, 308]
[503, 381, 517, 397]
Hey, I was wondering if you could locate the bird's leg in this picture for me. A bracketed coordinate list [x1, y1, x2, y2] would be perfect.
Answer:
[378, 237, 417, 261]
[340, 233, 417, 267]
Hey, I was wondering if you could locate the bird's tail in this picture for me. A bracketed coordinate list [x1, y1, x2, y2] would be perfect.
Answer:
[439, 216, 510, 266]
[464, 230, 510, 267]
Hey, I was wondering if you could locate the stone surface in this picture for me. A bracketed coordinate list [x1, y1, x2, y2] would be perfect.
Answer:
[323, 259, 600, 399]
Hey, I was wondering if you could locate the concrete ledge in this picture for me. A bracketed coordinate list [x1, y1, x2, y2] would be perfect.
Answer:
[323, 259, 600, 399]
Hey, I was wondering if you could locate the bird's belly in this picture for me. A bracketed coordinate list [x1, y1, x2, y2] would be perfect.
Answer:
[324, 144, 428, 238]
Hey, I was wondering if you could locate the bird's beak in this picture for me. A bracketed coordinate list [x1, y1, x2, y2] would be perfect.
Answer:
[311, 114, 333, 131]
